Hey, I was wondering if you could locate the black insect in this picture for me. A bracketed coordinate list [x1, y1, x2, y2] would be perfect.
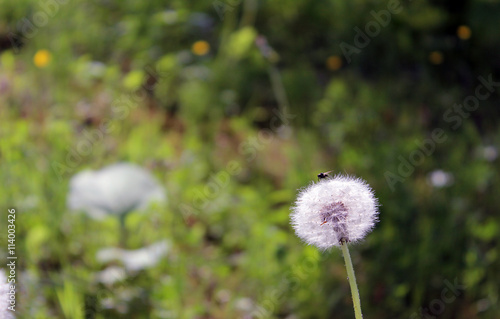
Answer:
[317, 170, 333, 181]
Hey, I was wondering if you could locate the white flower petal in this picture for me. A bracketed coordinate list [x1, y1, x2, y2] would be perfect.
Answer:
[96, 240, 170, 272]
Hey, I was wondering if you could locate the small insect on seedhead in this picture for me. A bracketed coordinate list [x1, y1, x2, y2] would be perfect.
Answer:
[317, 171, 333, 181]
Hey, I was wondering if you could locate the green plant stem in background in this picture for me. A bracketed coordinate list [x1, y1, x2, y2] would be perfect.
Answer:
[119, 213, 128, 247]
[341, 240, 363, 319]
[240, 0, 258, 27]
[268, 65, 290, 114]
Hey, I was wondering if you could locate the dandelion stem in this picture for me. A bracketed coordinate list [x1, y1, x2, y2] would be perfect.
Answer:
[341, 240, 363, 319]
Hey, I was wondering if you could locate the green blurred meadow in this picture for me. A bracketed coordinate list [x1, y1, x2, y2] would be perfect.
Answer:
[1, 0, 500, 318]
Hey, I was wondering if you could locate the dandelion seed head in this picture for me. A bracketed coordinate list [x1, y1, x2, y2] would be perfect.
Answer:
[291, 175, 379, 249]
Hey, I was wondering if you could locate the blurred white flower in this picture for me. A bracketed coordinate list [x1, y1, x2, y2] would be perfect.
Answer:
[188, 12, 214, 30]
[87, 61, 106, 79]
[18, 195, 39, 210]
[215, 289, 231, 304]
[428, 170, 454, 188]
[1, 270, 15, 319]
[235, 297, 254, 312]
[95, 266, 127, 285]
[96, 240, 169, 271]
[291, 175, 379, 249]
[160, 10, 178, 25]
[67, 163, 166, 219]
[482, 146, 498, 162]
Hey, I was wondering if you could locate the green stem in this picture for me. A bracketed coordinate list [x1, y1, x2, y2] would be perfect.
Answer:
[341, 240, 363, 319]
[239, 0, 257, 27]
[268, 65, 290, 114]
[119, 213, 128, 248]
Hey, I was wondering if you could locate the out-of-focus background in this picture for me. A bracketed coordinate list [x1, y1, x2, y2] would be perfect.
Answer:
[1, 0, 499, 318]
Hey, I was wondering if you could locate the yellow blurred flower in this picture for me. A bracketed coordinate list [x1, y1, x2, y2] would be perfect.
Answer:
[429, 51, 443, 65]
[33, 50, 52, 68]
[191, 41, 210, 56]
[457, 25, 471, 40]
[326, 55, 342, 71]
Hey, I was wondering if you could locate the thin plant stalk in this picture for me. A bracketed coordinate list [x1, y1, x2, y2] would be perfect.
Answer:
[239, 0, 258, 27]
[268, 65, 290, 114]
[119, 213, 128, 247]
[341, 240, 363, 319]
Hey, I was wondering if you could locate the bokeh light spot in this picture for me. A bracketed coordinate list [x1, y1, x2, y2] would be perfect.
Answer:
[457, 25, 471, 40]
[326, 55, 342, 71]
[191, 40, 210, 56]
[33, 49, 52, 68]
[429, 51, 443, 65]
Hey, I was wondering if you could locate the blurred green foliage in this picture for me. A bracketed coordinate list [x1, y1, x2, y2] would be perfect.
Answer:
[1, 0, 499, 318]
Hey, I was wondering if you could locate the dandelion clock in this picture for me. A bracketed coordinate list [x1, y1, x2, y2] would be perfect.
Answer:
[291, 173, 379, 319]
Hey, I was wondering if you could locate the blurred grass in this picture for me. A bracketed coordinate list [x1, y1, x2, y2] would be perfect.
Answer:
[1, 0, 500, 318]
